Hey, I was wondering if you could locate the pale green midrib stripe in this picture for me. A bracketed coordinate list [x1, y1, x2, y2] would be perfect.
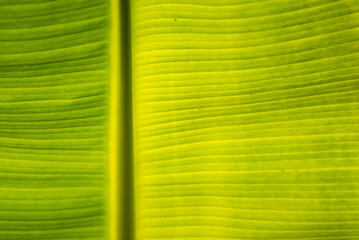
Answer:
[119, 0, 135, 239]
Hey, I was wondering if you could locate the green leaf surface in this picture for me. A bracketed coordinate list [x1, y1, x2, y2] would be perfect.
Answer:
[0, 0, 110, 239]
[2, 0, 359, 239]
[131, 0, 359, 239]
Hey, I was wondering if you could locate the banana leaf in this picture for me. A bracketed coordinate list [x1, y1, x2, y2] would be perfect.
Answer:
[1, 0, 358, 240]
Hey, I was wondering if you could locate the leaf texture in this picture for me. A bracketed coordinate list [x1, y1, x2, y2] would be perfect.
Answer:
[131, 0, 359, 239]
[0, 0, 110, 239]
